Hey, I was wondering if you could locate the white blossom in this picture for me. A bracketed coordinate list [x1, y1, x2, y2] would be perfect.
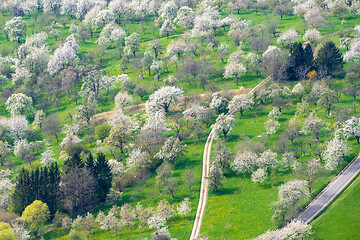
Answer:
[277, 28, 299, 45]
[0, 178, 13, 208]
[304, 7, 327, 28]
[148, 86, 184, 113]
[7, 115, 29, 139]
[231, 150, 258, 174]
[228, 94, 254, 115]
[14, 139, 31, 159]
[303, 28, 320, 43]
[183, 105, 209, 121]
[11, 67, 32, 84]
[268, 107, 282, 119]
[11, 219, 30, 240]
[258, 150, 278, 169]
[48, 35, 80, 75]
[251, 168, 267, 185]
[5, 93, 33, 116]
[211, 113, 236, 139]
[4, 17, 27, 42]
[323, 137, 349, 171]
[147, 214, 166, 230]
[210, 93, 228, 112]
[342, 117, 360, 143]
[115, 91, 133, 110]
[127, 147, 148, 169]
[344, 39, 360, 63]
[177, 198, 191, 215]
[278, 179, 309, 206]
[60, 134, 81, 148]
[41, 149, 56, 166]
[265, 119, 280, 136]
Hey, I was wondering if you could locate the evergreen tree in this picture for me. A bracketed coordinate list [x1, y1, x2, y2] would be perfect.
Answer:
[64, 152, 84, 171]
[11, 169, 32, 214]
[30, 168, 40, 202]
[47, 163, 60, 217]
[285, 43, 314, 80]
[316, 41, 343, 75]
[38, 167, 48, 206]
[85, 153, 96, 175]
[11, 165, 60, 217]
[304, 44, 314, 69]
[94, 153, 112, 202]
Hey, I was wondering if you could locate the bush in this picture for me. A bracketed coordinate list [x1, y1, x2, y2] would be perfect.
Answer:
[94, 124, 111, 141]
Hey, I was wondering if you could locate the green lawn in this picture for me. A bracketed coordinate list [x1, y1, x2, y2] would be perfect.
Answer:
[311, 174, 360, 240]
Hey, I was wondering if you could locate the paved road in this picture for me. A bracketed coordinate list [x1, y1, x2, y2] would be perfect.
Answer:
[298, 155, 360, 223]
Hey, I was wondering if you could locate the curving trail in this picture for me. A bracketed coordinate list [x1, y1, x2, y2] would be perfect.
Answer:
[298, 155, 360, 223]
[189, 76, 271, 240]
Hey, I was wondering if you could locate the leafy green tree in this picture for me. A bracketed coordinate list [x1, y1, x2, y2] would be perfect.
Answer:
[208, 163, 224, 192]
[94, 153, 112, 202]
[95, 123, 111, 140]
[316, 41, 343, 75]
[318, 88, 339, 116]
[22, 200, 50, 236]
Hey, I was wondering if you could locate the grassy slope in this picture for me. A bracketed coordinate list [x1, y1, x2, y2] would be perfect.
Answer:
[202, 81, 360, 239]
[311, 174, 360, 240]
[1, 6, 360, 240]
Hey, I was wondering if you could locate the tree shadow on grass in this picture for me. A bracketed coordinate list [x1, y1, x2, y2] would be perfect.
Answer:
[212, 187, 238, 196]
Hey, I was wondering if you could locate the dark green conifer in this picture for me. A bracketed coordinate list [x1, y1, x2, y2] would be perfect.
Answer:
[94, 153, 112, 202]
[316, 41, 343, 75]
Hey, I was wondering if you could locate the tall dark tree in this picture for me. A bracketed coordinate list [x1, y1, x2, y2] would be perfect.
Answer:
[11, 163, 60, 217]
[46, 163, 61, 217]
[11, 169, 32, 214]
[285, 43, 314, 80]
[304, 44, 314, 69]
[316, 41, 343, 76]
[85, 153, 96, 174]
[94, 153, 112, 202]
[64, 152, 84, 170]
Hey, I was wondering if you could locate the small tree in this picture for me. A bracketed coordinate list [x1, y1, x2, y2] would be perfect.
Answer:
[208, 163, 224, 192]
[300, 158, 322, 193]
[4, 17, 27, 43]
[148, 86, 184, 113]
[251, 168, 267, 186]
[155, 137, 187, 165]
[165, 177, 179, 198]
[105, 125, 131, 154]
[343, 117, 360, 143]
[212, 113, 236, 139]
[22, 200, 50, 236]
[227, 94, 254, 116]
[185, 168, 195, 191]
[318, 88, 339, 116]
[265, 119, 280, 138]
[177, 198, 191, 215]
[5, 93, 33, 116]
